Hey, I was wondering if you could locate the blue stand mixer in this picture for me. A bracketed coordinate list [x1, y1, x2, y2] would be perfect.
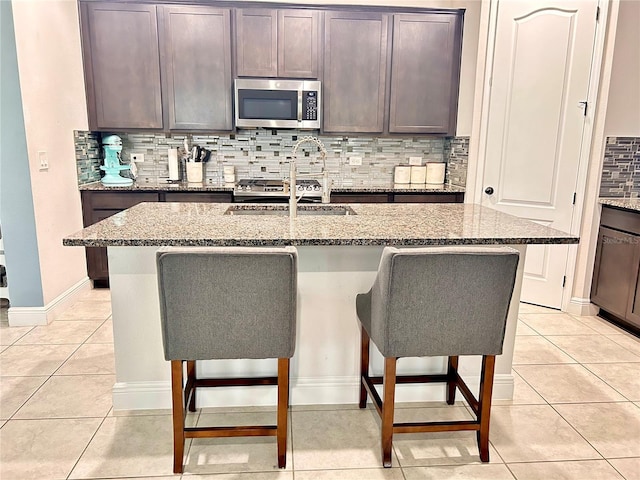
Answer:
[100, 134, 133, 186]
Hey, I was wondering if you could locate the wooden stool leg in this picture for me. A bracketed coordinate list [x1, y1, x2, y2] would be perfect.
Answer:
[186, 360, 196, 412]
[381, 357, 397, 468]
[359, 325, 370, 408]
[477, 355, 496, 462]
[446, 356, 459, 405]
[277, 358, 290, 469]
[171, 360, 186, 474]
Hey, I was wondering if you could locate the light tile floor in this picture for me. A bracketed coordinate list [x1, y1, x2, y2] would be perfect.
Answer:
[1, 290, 639, 480]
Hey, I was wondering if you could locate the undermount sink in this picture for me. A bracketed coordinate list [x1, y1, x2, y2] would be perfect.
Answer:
[224, 205, 356, 216]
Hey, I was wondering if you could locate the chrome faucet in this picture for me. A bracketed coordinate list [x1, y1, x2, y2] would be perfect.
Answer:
[289, 136, 330, 219]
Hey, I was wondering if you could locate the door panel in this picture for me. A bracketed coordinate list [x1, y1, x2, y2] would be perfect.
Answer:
[161, 6, 232, 130]
[323, 12, 388, 133]
[482, 0, 597, 308]
[85, 2, 163, 129]
[236, 9, 278, 77]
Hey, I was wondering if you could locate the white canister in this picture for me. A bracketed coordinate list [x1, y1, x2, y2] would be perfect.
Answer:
[224, 173, 236, 184]
[426, 163, 446, 184]
[186, 162, 203, 183]
[410, 166, 427, 184]
[223, 165, 235, 175]
[394, 166, 411, 184]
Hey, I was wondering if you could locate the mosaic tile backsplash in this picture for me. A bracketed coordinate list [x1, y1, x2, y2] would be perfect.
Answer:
[74, 131, 101, 184]
[74, 130, 469, 187]
[600, 137, 640, 198]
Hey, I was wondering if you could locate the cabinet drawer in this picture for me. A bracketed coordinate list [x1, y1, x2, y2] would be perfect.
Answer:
[601, 206, 640, 235]
[331, 193, 391, 203]
[89, 192, 158, 209]
[393, 193, 463, 203]
[163, 192, 232, 203]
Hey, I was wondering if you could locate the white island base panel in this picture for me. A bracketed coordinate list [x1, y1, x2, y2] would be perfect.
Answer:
[108, 245, 526, 411]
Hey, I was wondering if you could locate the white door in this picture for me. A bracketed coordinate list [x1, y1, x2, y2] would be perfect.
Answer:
[481, 0, 598, 308]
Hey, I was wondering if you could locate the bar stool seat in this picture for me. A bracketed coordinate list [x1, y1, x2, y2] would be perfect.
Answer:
[156, 246, 298, 473]
[356, 246, 519, 467]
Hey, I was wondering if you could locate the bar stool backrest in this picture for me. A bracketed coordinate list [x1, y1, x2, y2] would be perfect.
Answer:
[366, 246, 519, 358]
[157, 246, 298, 361]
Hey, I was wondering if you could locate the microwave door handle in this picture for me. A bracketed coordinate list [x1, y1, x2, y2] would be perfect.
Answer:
[297, 90, 303, 122]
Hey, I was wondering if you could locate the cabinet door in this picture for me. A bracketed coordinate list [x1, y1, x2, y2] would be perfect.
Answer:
[591, 227, 637, 319]
[236, 9, 278, 77]
[389, 13, 462, 134]
[85, 210, 120, 284]
[323, 12, 389, 133]
[82, 2, 163, 129]
[160, 6, 232, 130]
[625, 243, 640, 329]
[278, 10, 319, 78]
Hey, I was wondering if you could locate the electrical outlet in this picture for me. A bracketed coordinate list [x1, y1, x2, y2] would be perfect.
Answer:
[130, 153, 145, 163]
[349, 156, 362, 166]
[409, 156, 423, 165]
[38, 151, 48, 171]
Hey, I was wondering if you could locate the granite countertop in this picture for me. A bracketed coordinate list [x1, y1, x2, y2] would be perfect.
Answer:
[600, 198, 640, 213]
[63, 202, 578, 247]
[79, 180, 464, 194]
[330, 183, 464, 194]
[79, 181, 235, 192]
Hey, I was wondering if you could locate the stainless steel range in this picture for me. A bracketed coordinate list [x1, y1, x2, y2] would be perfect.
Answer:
[234, 179, 322, 202]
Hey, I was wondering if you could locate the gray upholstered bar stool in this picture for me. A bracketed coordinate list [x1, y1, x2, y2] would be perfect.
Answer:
[156, 246, 298, 474]
[356, 246, 519, 467]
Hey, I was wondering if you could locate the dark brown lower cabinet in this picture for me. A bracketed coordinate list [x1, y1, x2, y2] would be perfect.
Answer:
[591, 206, 640, 333]
[81, 191, 159, 287]
[331, 193, 391, 203]
[330, 192, 464, 203]
[81, 190, 232, 286]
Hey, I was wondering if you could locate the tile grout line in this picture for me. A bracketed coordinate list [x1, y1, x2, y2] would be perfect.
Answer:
[64, 413, 110, 480]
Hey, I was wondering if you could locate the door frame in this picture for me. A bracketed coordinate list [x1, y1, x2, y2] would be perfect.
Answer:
[466, 0, 617, 312]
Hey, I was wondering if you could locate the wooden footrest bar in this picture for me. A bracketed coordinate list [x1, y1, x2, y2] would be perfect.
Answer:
[193, 376, 278, 388]
[184, 425, 278, 438]
[393, 420, 479, 434]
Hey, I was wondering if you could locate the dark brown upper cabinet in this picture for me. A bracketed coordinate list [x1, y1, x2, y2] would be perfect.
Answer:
[388, 13, 463, 135]
[235, 8, 319, 78]
[159, 6, 233, 130]
[81, 2, 163, 130]
[323, 11, 389, 133]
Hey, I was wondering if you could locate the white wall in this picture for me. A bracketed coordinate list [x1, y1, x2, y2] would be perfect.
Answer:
[604, 0, 640, 136]
[12, 0, 89, 305]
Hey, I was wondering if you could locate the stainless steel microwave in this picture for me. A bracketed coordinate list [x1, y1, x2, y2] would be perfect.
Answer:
[234, 79, 321, 129]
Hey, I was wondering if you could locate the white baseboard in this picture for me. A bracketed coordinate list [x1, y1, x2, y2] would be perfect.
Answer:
[110, 373, 514, 412]
[566, 297, 599, 317]
[7, 277, 91, 326]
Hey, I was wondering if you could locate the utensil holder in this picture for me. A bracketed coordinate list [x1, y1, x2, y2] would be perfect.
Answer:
[186, 162, 203, 183]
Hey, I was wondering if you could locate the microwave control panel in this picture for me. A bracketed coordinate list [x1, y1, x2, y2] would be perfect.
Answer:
[302, 91, 318, 121]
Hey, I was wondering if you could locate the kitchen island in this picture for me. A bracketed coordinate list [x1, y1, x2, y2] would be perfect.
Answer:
[64, 202, 578, 410]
